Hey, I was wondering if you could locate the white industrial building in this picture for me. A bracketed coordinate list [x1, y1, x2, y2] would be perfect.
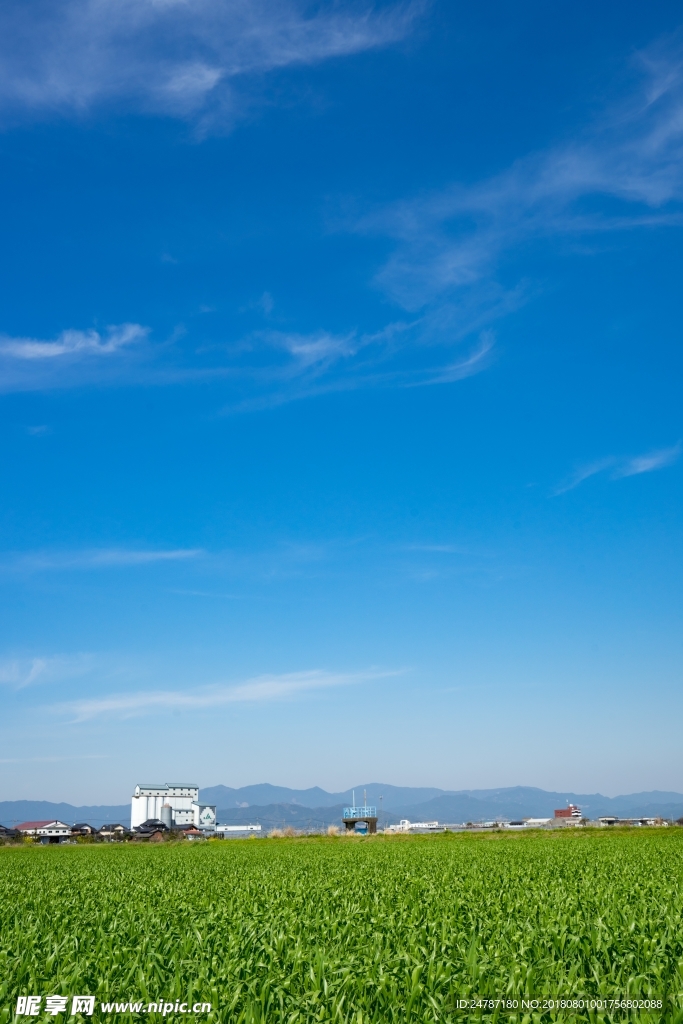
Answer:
[130, 784, 216, 831]
[216, 824, 262, 836]
[385, 819, 441, 833]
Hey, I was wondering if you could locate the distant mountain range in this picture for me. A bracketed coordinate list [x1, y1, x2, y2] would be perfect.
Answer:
[202, 784, 683, 824]
[3, 784, 683, 829]
[199, 783, 447, 809]
[0, 800, 130, 828]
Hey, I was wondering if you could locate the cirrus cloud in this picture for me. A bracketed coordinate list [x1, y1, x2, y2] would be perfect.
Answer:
[56, 667, 399, 722]
[0, 653, 96, 689]
[358, 30, 683, 322]
[0, 0, 423, 128]
[0, 323, 148, 360]
[1, 547, 203, 572]
[0, 323, 150, 391]
[554, 442, 681, 495]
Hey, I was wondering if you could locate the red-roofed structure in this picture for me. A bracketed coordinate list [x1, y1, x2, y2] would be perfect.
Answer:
[16, 820, 71, 839]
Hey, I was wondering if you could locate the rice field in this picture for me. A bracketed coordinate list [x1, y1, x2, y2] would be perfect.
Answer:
[2, 829, 683, 1023]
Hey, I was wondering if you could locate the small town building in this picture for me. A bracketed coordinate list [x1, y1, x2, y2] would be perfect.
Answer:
[99, 823, 129, 839]
[16, 820, 71, 842]
[71, 823, 98, 836]
[554, 804, 581, 820]
[133, 818, 168, 836]
[183, 828, 206, 841]
[215, 824, 262, 836]
[385, 819, 441, 833]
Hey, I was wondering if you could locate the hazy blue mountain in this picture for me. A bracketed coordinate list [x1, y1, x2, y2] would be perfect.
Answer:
[393, 789, 683, 823]
[214, 803, 399, 830]
[202, 783, 449, 810]
[0, 801, 130, 828]
[202, 783, 683, 819]
[202, 784, 338, 808]
[393, 794, 510, 824]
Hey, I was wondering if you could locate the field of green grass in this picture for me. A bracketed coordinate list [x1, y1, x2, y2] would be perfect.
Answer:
[2, 830, 683, 1023]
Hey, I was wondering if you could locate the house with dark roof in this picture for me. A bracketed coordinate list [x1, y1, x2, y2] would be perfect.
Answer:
[99, 823, 129, 840]
[131, 818, 168, 841]
[71, 823, 98, 836]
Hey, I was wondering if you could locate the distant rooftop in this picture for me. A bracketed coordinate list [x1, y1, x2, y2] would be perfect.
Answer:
[16, 820, 66, 830]
[137, 783, 198, 788]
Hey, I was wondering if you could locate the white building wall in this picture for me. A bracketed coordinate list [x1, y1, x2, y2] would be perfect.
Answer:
[192, 803, 216, 830]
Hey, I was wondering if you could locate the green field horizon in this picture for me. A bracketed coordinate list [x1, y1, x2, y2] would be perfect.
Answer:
[2, 830, 682, 1023]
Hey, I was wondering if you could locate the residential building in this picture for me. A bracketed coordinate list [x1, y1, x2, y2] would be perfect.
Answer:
[16, 820, 71, 842]
[99, 824, 129, 839]
[71, 823, 98, 836]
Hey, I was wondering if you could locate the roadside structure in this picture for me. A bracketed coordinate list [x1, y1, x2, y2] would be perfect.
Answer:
[342, 802, 378, 834]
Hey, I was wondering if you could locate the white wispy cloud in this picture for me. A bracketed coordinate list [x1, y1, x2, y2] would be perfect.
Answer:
[218, 320, 493, 411]
[4, 30, 683, 401]
[613, 442, 682, 478]
[226, 28, 683, 404]
[404, 330, 494, 386]
[401, 543, 471, 555]
[0, 0, 421, 127]
[0, 323, 147, 360]
[0, 653, 96, 688]
[261, 328, 360, 374]
[553, 457, 617, 496]
[359, 31, 683, 317]
[58, 667, 397, 722]
[4, 548, 202, 571]
[555, 442, 681, 494]
[0, 323, 151, 392]
[0, 754, 109, 764]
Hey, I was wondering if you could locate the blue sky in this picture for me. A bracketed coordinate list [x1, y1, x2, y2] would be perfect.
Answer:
[1, 1, 683, 804]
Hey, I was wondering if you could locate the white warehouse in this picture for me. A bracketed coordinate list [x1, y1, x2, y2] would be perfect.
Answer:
[130, 783, 216, 831]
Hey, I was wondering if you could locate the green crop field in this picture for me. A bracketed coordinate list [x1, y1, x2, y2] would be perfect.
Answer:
[2, 830, 683, 1023]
